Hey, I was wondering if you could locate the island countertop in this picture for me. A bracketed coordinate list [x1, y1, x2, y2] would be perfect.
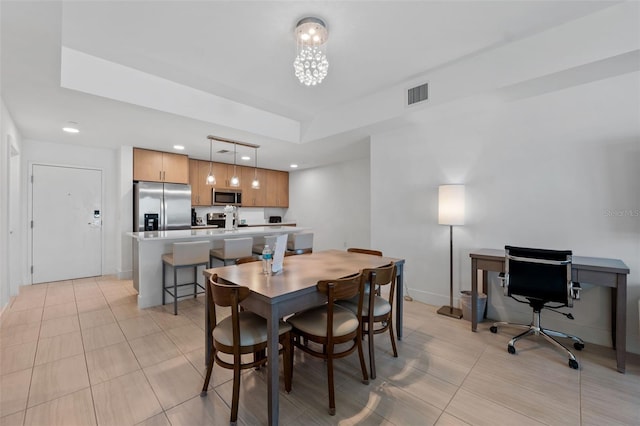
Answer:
[128, 226, 308, 242]
[128, 226, 310, 308]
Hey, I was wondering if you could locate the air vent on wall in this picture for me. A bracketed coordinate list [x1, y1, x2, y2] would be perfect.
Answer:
[407, 82, 428, 106]
[216, 149, 232, 155]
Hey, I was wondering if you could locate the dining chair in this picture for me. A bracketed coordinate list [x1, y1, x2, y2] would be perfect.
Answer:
[235, 255, 259, 265]
[286, 272, 369, 416]
[286, 232, 314, 254]
[347, 248, 383, 295]
[337, 263, 397, 379]
[346, 247, 383, 257]
[201, 274, 292, 425]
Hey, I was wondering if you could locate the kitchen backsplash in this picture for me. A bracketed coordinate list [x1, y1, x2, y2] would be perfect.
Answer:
[192, 206, 288, 225]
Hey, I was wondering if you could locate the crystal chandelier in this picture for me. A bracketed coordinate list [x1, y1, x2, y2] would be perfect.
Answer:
[293, 17, 329, 86]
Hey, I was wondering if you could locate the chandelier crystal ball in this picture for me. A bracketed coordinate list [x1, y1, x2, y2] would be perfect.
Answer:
[294, 46, 328, 86]
[293, 17, 329, 86]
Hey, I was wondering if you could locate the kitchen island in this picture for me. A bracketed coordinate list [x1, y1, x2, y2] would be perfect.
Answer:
[128, 226, 309, 308]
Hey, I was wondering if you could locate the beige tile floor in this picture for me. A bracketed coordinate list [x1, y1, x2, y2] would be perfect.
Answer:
[0, 276, 638, 425]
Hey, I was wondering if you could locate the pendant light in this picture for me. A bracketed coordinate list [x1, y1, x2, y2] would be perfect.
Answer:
[206, 138, 216, 185]
[230, 142, 240, 187]
[251, 147, 260, 189]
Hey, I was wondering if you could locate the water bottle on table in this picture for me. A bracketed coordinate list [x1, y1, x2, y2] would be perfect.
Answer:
[261, 245, 273, 275]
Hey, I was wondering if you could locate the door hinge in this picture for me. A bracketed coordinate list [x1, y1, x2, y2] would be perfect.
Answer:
[31, 220, 34, 229]
[31, 175, 34, 183]
[30, 265, 33, 274]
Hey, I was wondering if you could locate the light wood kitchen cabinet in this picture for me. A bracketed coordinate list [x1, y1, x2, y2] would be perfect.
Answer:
[210, 162, 242, 189]
[189, 159, 214, 206]
[265, 169, 289, 207]
[133, 148, 189, 184]
[240, 166, 266, 206]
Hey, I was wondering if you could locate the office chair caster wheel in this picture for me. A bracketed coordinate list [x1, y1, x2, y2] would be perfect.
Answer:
[507, 344, 516, 354]
[573, 342, 585, 351]
[490, 326, 498, 333]
[569, 359, 579, 369]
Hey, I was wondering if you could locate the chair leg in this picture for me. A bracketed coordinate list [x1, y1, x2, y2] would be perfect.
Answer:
[539, 329, 579, 363]
[326, 347, 336, 416]
[356, 333, 370, 386]
[162, 262, 166, 306]
[193, 265, 197, 298]
[231, 357, 241, 425]
[173, 267, 178, 315]
[388, 317, 398, 358]
[201, 349, 215, 396]
[367, 317, 376, 379]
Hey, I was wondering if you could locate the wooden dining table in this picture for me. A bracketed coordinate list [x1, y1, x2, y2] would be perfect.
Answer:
[203, 249, 405, 425]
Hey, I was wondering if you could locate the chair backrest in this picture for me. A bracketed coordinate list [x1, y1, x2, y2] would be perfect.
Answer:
[505, 246, 572, 306]
[362, 263, 396, 303]
[316, 272, 365, 343]
[207, 274, 251, 332]
[347, 248, 383, 257]
[172, 241, 210, 265]
[288, 232, 314, 251]
[222, 237, 253, 259]
[236, 256, 259, 265]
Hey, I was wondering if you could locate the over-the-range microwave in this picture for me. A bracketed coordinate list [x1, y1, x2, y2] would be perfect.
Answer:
[213, 189, 242, 206]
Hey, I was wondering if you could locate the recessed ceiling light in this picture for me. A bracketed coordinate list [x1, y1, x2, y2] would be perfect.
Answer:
[241, 155, 251, 161]
[62, 122, 79, 133]
[290, 164, 298, 168]
[173, 145, 185, 150]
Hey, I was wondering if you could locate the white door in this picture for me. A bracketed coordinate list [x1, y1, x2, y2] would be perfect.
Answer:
[32, 165, 102, 283]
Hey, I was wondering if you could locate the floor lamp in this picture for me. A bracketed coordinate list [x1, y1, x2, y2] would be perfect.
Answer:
[437, 184, 465, 319]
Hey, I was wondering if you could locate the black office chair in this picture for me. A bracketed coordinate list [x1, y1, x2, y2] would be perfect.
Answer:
[490, 246, 585, 369]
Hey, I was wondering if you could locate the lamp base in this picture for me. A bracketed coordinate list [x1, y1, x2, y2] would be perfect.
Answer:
[437, 305, 463, 319]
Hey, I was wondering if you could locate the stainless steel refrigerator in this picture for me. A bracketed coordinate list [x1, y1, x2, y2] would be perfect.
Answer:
[133, 182, 191, 231]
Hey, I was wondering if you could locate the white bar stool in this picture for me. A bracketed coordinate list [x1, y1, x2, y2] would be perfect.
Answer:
[162, 241, 210, 315]
[209, 237, 253, 267]
[287, 232, 314, 254]
[252, 235, 278, 255]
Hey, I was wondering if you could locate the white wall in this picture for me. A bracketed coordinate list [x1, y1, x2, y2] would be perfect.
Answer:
[371, 71, 640, 353]
[1, 97, 23, 310]
[21, 140, 120, 281]
[287, 155, 371, 252]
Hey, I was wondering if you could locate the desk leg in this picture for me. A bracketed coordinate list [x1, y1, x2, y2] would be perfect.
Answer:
[267, 306, 280, 425]
[396, 262, 404, 341]
[471, 259, 478, 332]
[614, 274, 627, 373]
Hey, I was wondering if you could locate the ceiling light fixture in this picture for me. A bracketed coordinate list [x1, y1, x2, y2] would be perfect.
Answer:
[252, 147, 260, 189]
[293, 17, 329, 86]
[206, 137, 216, 186]
[230, 142, 240, 187]
[290, 164, 298, 168]
[173, 145, 185, 150]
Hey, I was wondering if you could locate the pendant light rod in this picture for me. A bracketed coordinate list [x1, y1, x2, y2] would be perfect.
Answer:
[207, 135, 260, 149]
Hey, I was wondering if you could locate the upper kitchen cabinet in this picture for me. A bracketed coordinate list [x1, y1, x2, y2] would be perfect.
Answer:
[240, 166, 266, 207]
[265, 170, 289, 207]
[189, 159, 214, 206]
[210, 162, 237, 189]
[133, 148, 189, 184]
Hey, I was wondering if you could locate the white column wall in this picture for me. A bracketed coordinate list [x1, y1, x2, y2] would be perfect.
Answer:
[287, 156, 371, 252]
[1, 97, 23, 309]
[371, 71, 640, 353]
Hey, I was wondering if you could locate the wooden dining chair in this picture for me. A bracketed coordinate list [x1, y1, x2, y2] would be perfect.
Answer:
[346, 247, 383, 257]
[337, 263, 398, 379]
[286, 272, 369, 416]
[235, 255, 259, 265]
[201, 274, 292, 425]
[347, 248, 383, 295]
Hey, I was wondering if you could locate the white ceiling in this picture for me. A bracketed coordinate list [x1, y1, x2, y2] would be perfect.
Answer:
[0, 1, 617, 170]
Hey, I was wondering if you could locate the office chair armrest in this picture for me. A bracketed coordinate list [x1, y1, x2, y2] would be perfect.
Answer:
[499, 272, 508, 296]
[571, 282, 581, 300]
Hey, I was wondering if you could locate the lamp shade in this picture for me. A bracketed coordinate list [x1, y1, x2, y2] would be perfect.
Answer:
[438, 185, 465, 225]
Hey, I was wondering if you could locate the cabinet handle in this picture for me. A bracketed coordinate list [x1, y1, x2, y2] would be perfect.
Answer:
[159, 171, 162, 180]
